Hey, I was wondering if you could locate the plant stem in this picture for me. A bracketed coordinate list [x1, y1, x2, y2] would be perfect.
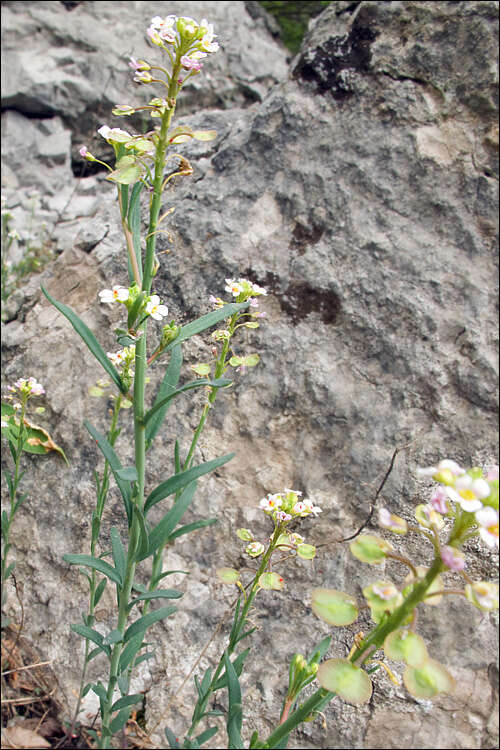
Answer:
[69, 397, 123, 737]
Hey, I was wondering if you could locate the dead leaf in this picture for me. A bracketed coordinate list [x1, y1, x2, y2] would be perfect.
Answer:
[2, 724, 51, 748]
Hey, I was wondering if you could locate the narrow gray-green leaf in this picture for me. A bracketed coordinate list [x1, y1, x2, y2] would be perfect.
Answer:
[144, 378, 232, 425]
[41, 286, 126, 394]
[110, 527, 126, 584]
[123, 605, 177, 643]
[142, 482, 198, 560]
[102, 629, 123, 646]
[223, 650, 243, 749]
[116, 466, 138, 482]
[71, 624, 111, 657]
[144, 454, 234, 514]
[84, 421, 132, 524]
[168, 517, 218, 541]
[118, 633, 144, 673]
[133, 504, 150, 562]
[127, 589, 183, 612]
[112, 694, 143, 712]
[63, 553, 122, 586]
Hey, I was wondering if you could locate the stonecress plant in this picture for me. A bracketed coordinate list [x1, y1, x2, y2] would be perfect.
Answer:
[38, 14, 267, 748]
[1, 377, 67, 602]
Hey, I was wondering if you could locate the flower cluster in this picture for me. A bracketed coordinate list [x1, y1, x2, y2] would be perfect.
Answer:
[415, 459, 499, 549]
[224, 278, 267, 305]
[259, 489, 322, 524]
[107, 345, 135, 374]
[147, 15, 219, 72]
[7, 377, 45, 398]
[98, 285, 168, 322]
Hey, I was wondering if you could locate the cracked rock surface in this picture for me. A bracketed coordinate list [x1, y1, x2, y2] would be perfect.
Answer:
[1, 2, 498, 748]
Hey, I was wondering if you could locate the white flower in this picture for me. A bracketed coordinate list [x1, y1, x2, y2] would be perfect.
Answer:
[225, 278, 244, 297]
[107, 350, 125, 367]
[446, 475, 491, 513]
[259, 494, 282, 512]
[417, 459, 465, 483]
[145, 295, 168, 321]
[303, 498, 322, 516]
[475, 506, 499, 549]
[99, 286, 129, 304]
[98, 126, 132, 143]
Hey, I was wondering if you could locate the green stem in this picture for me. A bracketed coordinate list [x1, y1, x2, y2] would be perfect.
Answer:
[70, 397, 123, 736]
[186, 526, 284, 739]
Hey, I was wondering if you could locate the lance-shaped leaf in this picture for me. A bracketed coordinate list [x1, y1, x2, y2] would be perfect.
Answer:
[41, 286, 126, 394]
[168, 517, 217, 541]
[144, 378, 232, 425]
[162, 302, 250, 354]
[146, 344, 182, 449]
[127, 182, 144, 283]
[141, 482, 198, 560]
[127, 588, 183, 612]
[71, 624, 111, 657]
[132, 505, 150, 562]
[84, 421, 132, 524]
[144, 453, 234, 514]
[110, 528, 126, 585]
[223, 650, 243, 749]
[63, 554, 122, 586]
[123, 605, 177, 643]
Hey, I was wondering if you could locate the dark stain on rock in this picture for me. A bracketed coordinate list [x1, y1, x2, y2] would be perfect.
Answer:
[244, 269, 341, 326]
[290, 222, 324, 255]
[292, 7, 378, 100]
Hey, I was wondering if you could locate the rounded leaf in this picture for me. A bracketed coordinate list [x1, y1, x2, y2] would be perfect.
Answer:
[349, 534, 393, 564]
[297, 543, 316, 560]
[384, 629, 428, 667]
[216, 567, 240, 585]
[193, 129, 218, 141]
[317, 658, 372, 704]
[258, 572, 284, 591]
[403, 659, 455, 699]
[311, 589, 359, 626]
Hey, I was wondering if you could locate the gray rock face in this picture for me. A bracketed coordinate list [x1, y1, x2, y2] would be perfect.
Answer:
[1, 2, 498, 749]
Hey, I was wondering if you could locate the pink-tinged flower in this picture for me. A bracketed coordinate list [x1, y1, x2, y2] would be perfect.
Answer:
[293, 501, 308, 516]
[275, 511, 292, 522]
[446, 475, 491, 513]
[27, 377, 45, 396]
[10, 377, 45, 396]
[417, 459, 465, 485]
[430, 487, 449, 515]
[486, 466, 499, 481]
[180, 55, 203, 71]
[378, 508, 408, 534]
[441, 545, 466, 571]
[145, 295, 168, 321]
[475, 506, 499, 549]
[259, 494, 282, 512]
[99, 286, 129, 304]
[128, 57, 141, 70]
[415, 504, 445, 530]
[79, 146, 88, 157]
